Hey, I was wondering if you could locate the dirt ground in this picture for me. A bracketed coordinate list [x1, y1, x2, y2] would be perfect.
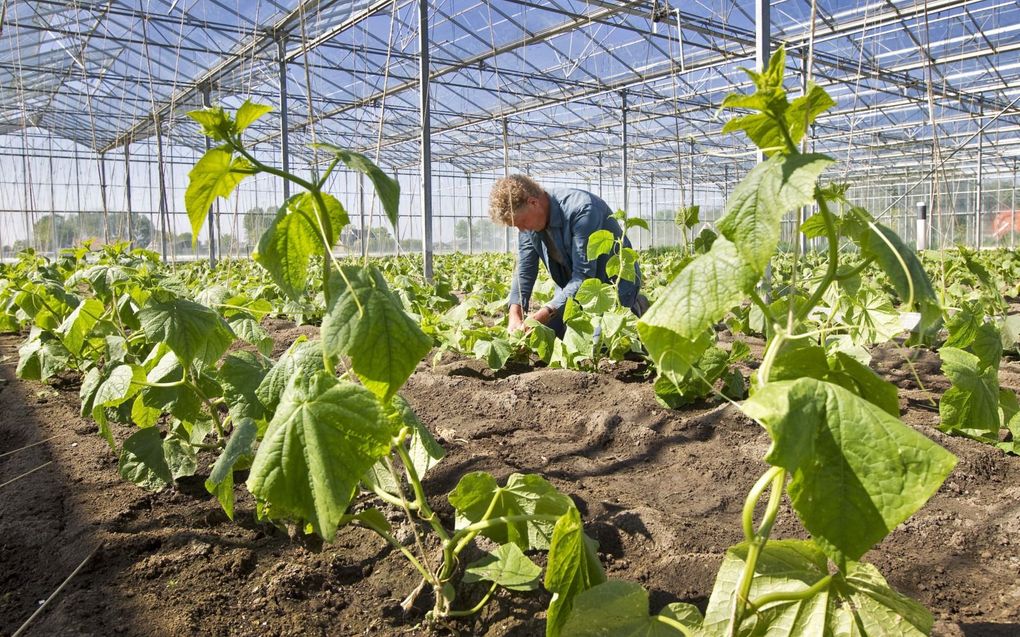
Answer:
[2, 323, 1019, 637]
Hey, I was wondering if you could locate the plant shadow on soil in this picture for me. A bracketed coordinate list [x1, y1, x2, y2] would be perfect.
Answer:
[2, 325, 1020, 636]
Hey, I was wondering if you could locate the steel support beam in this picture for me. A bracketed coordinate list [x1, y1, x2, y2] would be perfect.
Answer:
[202, 85, 217, 267]
[502, 118, 511, 253]
[98, 152, 109, 245]
[976, 122, 983, 248]
[621, 91, 629, 212]
[278, 36, 291, 200]
[124, 145, 134, 248]
[419, 0, 434, 281]
[757, 0, 771, 300]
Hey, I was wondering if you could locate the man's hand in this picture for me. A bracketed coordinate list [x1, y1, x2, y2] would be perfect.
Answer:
[530, 305, 556, 325]
[508, 304, 526, 333]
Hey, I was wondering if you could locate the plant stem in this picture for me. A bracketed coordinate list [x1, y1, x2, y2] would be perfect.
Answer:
[748, 574, 832, 610]
[655, 614, 695, 637]
[445, 582, 498, 618]
[748, 288, 778, 330]
[834, 257, 875, 282]
[796, 192, 840, 324]
[729, 467, 786, 636]
[450, 514, 564, 544]
[353, 518, 435, 585]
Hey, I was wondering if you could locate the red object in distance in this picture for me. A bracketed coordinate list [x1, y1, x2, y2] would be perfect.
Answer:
[991, 210, 1020, 239]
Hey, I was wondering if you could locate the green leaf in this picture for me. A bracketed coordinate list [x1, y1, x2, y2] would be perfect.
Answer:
[799, 213, 828, 239]
[617, 247, 639, 283]
[256, 337, 324, 415]
[561, 580, 700, 636]
[826, 351, 900, 417]
[765, 338, 830, 383]
[785, 83, 836, 147]
[448, 472, 574, 551]
[464, 543, 543, 592]
[17, 335, 70, 382]
[586, 230, 616, 260]
[57, 297, 105, 356]
[625, 217, 649, 232]
[545, 508, 606, 637]
[220, 350, 269, 423]
[234, 99, 273, 133]
[253, 200, 318, 301]
[675, 205, 699, 228]
[185, 147, 252, 245]
[574, 279, 615, 314]
[205, 418, 258, 520]
[855, 218, 941, 340]
[139, 294, 234, 368]
[362, 394, 445, 497]
[702, 539, 931, 636]
[527, 321, 557, 363]
[742, 378, 956, 561]
[322, 265, 432, 401]
[473, 337, 513, 370]
[313, 143, 400, 227]
[938, 346, 1000, 440]
[717, 153, 833, 273]
[119, 427, 172, 491]
[229, 316, 274, 357]
[95, 363, 146, 407]
[163, 426, 198, 480]
[187, 106, 233, 142]
[246, 371, 393, 539]
[639, 239, 757, 375]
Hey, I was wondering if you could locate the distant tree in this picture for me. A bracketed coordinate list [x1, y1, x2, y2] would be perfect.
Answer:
[243, 206, 276, 245]
[32, 214, 76, 252]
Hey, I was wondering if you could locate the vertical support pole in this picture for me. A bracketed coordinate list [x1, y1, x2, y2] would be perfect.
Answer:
[798, 55, 809, 255]
[202, 85, 217, 266]
[1012, 159, 1017, 250]
[278, 36, 291, 200]
[98, 152, 110, 245]
[502, 117, 511, 253]
[154, 114, 170, 261]
[359, 173, 367, 259]
[621, 90, 629, 212]
[688, 138, 695, 208]
[976, 122, 983, 249]
[916, 201, 928, 251]
[418, 0, 434, 280]
[597, 152, 604, 197]
[74, 145, 83, 242]
[47, 137, 57, 255]
[756, 0, 771, 300]
[124, 144, 134, 248]
[651, 174, 657, 248]
[466, 172, 473, 255]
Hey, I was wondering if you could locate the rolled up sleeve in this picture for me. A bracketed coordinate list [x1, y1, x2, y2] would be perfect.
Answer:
[508, 233, 539, 311]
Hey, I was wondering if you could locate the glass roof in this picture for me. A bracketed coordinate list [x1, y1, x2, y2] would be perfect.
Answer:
[2, 0, 1018, 182]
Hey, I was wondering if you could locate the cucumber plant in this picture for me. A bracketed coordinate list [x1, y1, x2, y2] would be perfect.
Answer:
[183, 102, 601, 624]
[561, 48, 957, 636]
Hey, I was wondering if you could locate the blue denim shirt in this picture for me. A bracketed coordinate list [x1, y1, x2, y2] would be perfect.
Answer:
[508, 188, 641, 312]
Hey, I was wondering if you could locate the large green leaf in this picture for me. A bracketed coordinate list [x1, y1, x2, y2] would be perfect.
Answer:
[855, 220, 941, 340]
[561, 580, 701, 636]
[246, 371, 394, 539]
[219, 350, 269, 424]
[362, 394, 445, 496]
[185, 147, 252, 244]
[16, 334, 70, 382]
[463, 543, 543, 592]
[119, 427, 172, 491]
[586, 229, 616, 260]
[938, 346, 1000, 440]
[322, 265, 431, 401]
[253, 196, 324, 301]
[826, 351, 900, 417]
[448, 472, 574, 551]
[205, 418, 258, 520]
[702, 539, 931, 636]
[717, 153, 833, 273]
[545, 508, 606, 637]
[313, 143, 400, 227]
[639, 239, 757, 375]
[94, 363, 146, 407]
[742, 378, 956, 561]
[138, 294, 234, 368]
[57, 297, 105, 356]
[229, 316, 273, 357]
[255, 337, 324, 415]
[234, 99, 273, 133]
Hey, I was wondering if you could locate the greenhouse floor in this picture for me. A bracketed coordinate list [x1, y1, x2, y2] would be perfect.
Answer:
[2, 323, 1019, 636]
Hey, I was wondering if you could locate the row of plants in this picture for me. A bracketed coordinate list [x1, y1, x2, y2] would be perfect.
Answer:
[1, 50, 1019, 634]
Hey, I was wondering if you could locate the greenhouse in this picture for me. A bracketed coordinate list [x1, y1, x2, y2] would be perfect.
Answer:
[2, 0, 1020, 635]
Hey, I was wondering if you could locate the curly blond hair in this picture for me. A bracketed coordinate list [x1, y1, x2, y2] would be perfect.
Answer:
[488, 174, 544, 226]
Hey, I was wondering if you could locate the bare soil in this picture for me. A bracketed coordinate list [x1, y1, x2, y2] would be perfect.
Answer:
[1, 325, 1019, 637]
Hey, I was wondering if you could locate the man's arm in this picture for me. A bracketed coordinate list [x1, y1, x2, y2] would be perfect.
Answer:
[508, 234, 539, 331]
